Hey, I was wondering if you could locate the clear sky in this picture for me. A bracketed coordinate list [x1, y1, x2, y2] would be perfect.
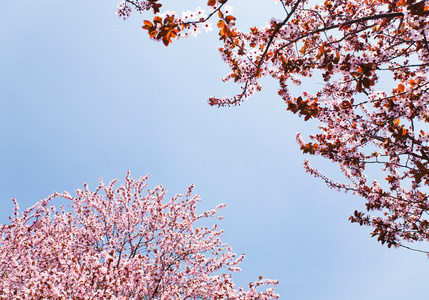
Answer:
[1, 1, 428, 299]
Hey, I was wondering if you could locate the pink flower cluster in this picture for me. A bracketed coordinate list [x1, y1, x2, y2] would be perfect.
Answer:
[0, 172, 279, 299]
[119, 0, 429, 252]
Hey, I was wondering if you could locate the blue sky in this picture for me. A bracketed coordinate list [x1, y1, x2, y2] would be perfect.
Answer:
[1, 1, 428, 299]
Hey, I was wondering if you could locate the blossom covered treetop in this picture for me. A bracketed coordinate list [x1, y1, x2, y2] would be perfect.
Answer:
[0, 172, 279, 299]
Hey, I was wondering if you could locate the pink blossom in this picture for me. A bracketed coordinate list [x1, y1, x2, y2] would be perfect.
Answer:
[0, 172, 279, 299]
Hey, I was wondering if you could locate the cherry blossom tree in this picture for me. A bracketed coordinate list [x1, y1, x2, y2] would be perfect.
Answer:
[117, 0, 429, 253]
[0, 172, 279, 299]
